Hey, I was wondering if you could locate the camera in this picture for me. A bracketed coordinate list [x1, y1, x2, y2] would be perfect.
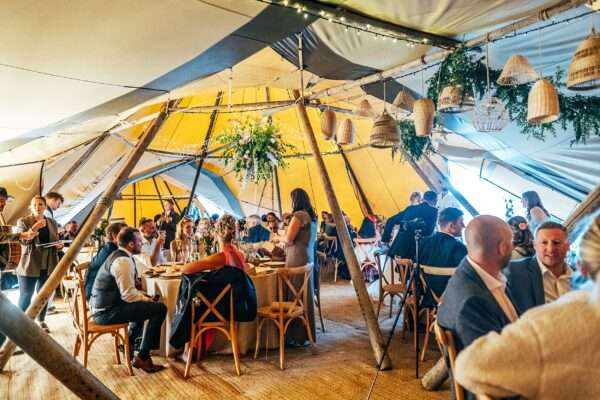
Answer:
[401, 217, 426, 232]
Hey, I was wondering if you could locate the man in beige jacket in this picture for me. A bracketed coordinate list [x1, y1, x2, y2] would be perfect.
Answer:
[455, 211, 600, 399]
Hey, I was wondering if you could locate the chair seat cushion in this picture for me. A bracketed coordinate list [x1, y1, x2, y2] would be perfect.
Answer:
[257, 302, 303, 318]
[382, 283, 405, 294]
[88, 320, 128, 333]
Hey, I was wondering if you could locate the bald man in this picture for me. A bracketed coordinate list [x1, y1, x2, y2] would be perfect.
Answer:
[437, 216, 519, 356]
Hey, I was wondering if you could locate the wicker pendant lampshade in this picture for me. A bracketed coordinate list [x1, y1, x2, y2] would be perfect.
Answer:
[473, 95, 509, 132]
[527, 79, 560, 124]
[369, 110, 400, 148]
[567, 28, 600, 91]
[337, 118, 355, 145]
[392, 89, 415, 111]
[354, 99, 375, 118]
[320, 109, 337, 140]
[413, 98, 435, 136]
[497, 54, 538, 86]
[437, 85, 475, 113]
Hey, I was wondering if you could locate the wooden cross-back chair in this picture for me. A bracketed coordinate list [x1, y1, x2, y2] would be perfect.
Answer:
[419, 265, 457, 361]
[254, 265, 314, 370]
[184, 283, 241, 378]
[376, 256, 410, 319]
[434, 322, 466, 400]
[63, 262, 133, 376]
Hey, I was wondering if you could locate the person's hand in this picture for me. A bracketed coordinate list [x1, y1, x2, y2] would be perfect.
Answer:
[157, 230, 166, 244]
[20, 230, 38, 241]
[31, 219, 46, 232]
[55, 242, 64, 250]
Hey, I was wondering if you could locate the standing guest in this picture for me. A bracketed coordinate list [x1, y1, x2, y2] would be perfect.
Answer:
[319, 211, 332, 234]
[505, 221, 571, 314]
[184, 202, 201, 224]
[243, 215, 271, 244]
[437, 215, 518, 355]
[409, 191, 422, 206]
[157, 199, 180, 249]
[455, 211, 600, 400]
[44, 191, 64, 221]
[381, 192, 420, 245]
[16, 196, 64, 333]
[437, 186, 461, 211]
[357, 214, 377, 239]
[521, 190, 550, 232]
[60, 220, 79, 246]
[182, 215, 247, 274]
[507, 216, 535, 259]
[170, 217, 195, 262]
[282, 188, 317, 343]
[91, 227, 167, 373]
[84, 221, 127, 300]
[138, 217, 166, 267]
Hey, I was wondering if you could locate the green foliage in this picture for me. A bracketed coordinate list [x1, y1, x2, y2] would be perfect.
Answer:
[427, 47, 600, 143]
[217, 118, 295, 184]
[394, 119, 433, 161]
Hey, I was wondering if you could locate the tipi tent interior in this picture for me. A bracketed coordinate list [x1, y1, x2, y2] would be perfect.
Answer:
[0, 1, 598, 399]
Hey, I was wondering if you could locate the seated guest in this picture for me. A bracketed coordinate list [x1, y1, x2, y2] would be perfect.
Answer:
[242, 214, 271, 244]
[420, 207, 467, 301]
[138, 217, 166, 267]
[195, 218, 211, 239]
[388, 191, 439, 259]
[265, 212, 281, 235]
[507, 216, 535, 259]
[91, 227, 167, 373]
[455, 211, 600, 400]
[357, 214, 377, 239]
[505, 221, 571, 314]
[182, 215, 247, 274]
[437, 215, 518, 355]
[170, 217, 195, 262]
[60, 220, 79, 245]
[84, 221, 127, 300]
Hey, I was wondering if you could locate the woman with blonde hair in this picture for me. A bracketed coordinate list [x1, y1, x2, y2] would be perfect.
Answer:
[455, 211, 600, 399]
[170, 217, 195, 262]
[182, 214, 247, 274]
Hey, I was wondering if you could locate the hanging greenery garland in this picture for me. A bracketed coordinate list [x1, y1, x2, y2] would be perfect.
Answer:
[427, 47, 600, 143]
[217, 118, 295, 184]
[393, 119, 433, 161]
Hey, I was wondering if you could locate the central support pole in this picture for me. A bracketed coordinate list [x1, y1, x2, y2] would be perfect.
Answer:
[292, 89, 392, 370]
[338, 144, 373, 217]
[0, 292, 118, 399]
[0, 100, 176, 371]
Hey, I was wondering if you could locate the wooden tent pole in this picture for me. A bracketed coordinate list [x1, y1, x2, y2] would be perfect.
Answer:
[274, 167, 283, 217]
[152, 176, 166, 212]
[292, 89, 392, 369]
[338, 144, 373, 216]
[45, 133, 110, 195]
[0, 293, 118, 399]
[185, 91, 223, 215]
[0, 100, 175, 370]
[565, 184, 600, 231]
[133, 182, 138, 226]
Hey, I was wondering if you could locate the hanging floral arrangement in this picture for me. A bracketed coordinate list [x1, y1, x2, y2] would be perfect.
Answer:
[217, 118, 295, 184]
[392, 120, 434, 161]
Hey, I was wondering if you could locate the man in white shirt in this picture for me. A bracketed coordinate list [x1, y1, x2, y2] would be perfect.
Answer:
[505, 221, 571, 313]
[90, 227, 167, 373]
[138, 217, 166, 268]
[437, 186, 461, 212]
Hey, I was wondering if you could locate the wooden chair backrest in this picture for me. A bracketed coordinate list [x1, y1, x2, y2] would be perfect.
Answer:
[392, 256, 411, 286]
[64, 262, 90, 335]
[434, 322, 465, 400]
[193, 284, 233, 326]
[276, 265, 311, 317]
[421, 265, 457, 303]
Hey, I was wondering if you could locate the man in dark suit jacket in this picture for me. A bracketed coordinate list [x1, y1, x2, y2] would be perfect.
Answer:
[388, 191, 438, 259]
[243, 215, 271, 244]
[504, 257, 545, 315]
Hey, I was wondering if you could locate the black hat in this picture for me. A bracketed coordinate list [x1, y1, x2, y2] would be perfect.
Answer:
[0, 187, 12, 199]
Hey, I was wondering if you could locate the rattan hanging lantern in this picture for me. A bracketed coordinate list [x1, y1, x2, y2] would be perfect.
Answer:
[527, 79, 560, 124]
[497, 54, 538, 86]
[567, 27, 600, 91]
[413, 98, 435, 137]
[337, 118, 355, 145]
[320, 109, 337, 140]
[392, 89, 415, 111]
[354, 99, 375, 118]
[437, 84, 475, 113]
[473, 40, 509, 132]
[369, 110, 400, 148]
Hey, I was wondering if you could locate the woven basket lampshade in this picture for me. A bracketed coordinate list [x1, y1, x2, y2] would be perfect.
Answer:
[354, 99, 375, 118]
[369, 111, 400, 148]
[320, 109, 337, 140]
[527, 79, 560, 124]
[437, 85, 475, 113]
[473, 95, 509, 132]
[413, 98, 435, 137]
[392, 89, 415, 111]
[497, 54, 538, 86]
[567, 28, 600, 91]
[337, 118, 355, 145]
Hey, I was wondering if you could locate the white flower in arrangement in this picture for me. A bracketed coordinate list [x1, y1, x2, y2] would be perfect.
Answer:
[270, 137, 276, 144]
[266, 152, 276, 164]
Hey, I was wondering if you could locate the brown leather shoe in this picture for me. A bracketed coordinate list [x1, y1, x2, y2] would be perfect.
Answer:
[132, 356, 165, 373]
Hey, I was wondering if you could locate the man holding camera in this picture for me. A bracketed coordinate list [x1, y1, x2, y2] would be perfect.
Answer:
[91, 227, 167, 373]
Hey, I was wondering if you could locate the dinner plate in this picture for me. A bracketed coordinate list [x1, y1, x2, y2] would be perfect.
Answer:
[261, 261, 285, 267]
[258, 257, 271, 262]
[160, 271, 182, 279]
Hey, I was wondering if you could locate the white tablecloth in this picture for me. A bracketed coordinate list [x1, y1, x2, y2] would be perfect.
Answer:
[146, 271, 278, 357]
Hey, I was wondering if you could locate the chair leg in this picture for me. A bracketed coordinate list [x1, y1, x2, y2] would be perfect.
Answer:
[420, 310, 431, 362]
[254, 318, 263, 360]
[114, 333, 121, 365]
[376, 293, 384, 319]
[304, 314, 315, 344]
[231, 323, 241, 376]
[123, 329, 134, 376]
[389, 294, 394, 319]
[82, 336, 89, 369]
[278, 323, 285, 370]
[315, 291, 325, 333]
[184, 325, 196, 379]
[333, 261, 338, 283]
[72, 335, 81, 358]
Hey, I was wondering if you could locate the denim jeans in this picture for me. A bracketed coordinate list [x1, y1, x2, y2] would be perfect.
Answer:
[18, 270, 50, 322]
[94, 301, 167, 356]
